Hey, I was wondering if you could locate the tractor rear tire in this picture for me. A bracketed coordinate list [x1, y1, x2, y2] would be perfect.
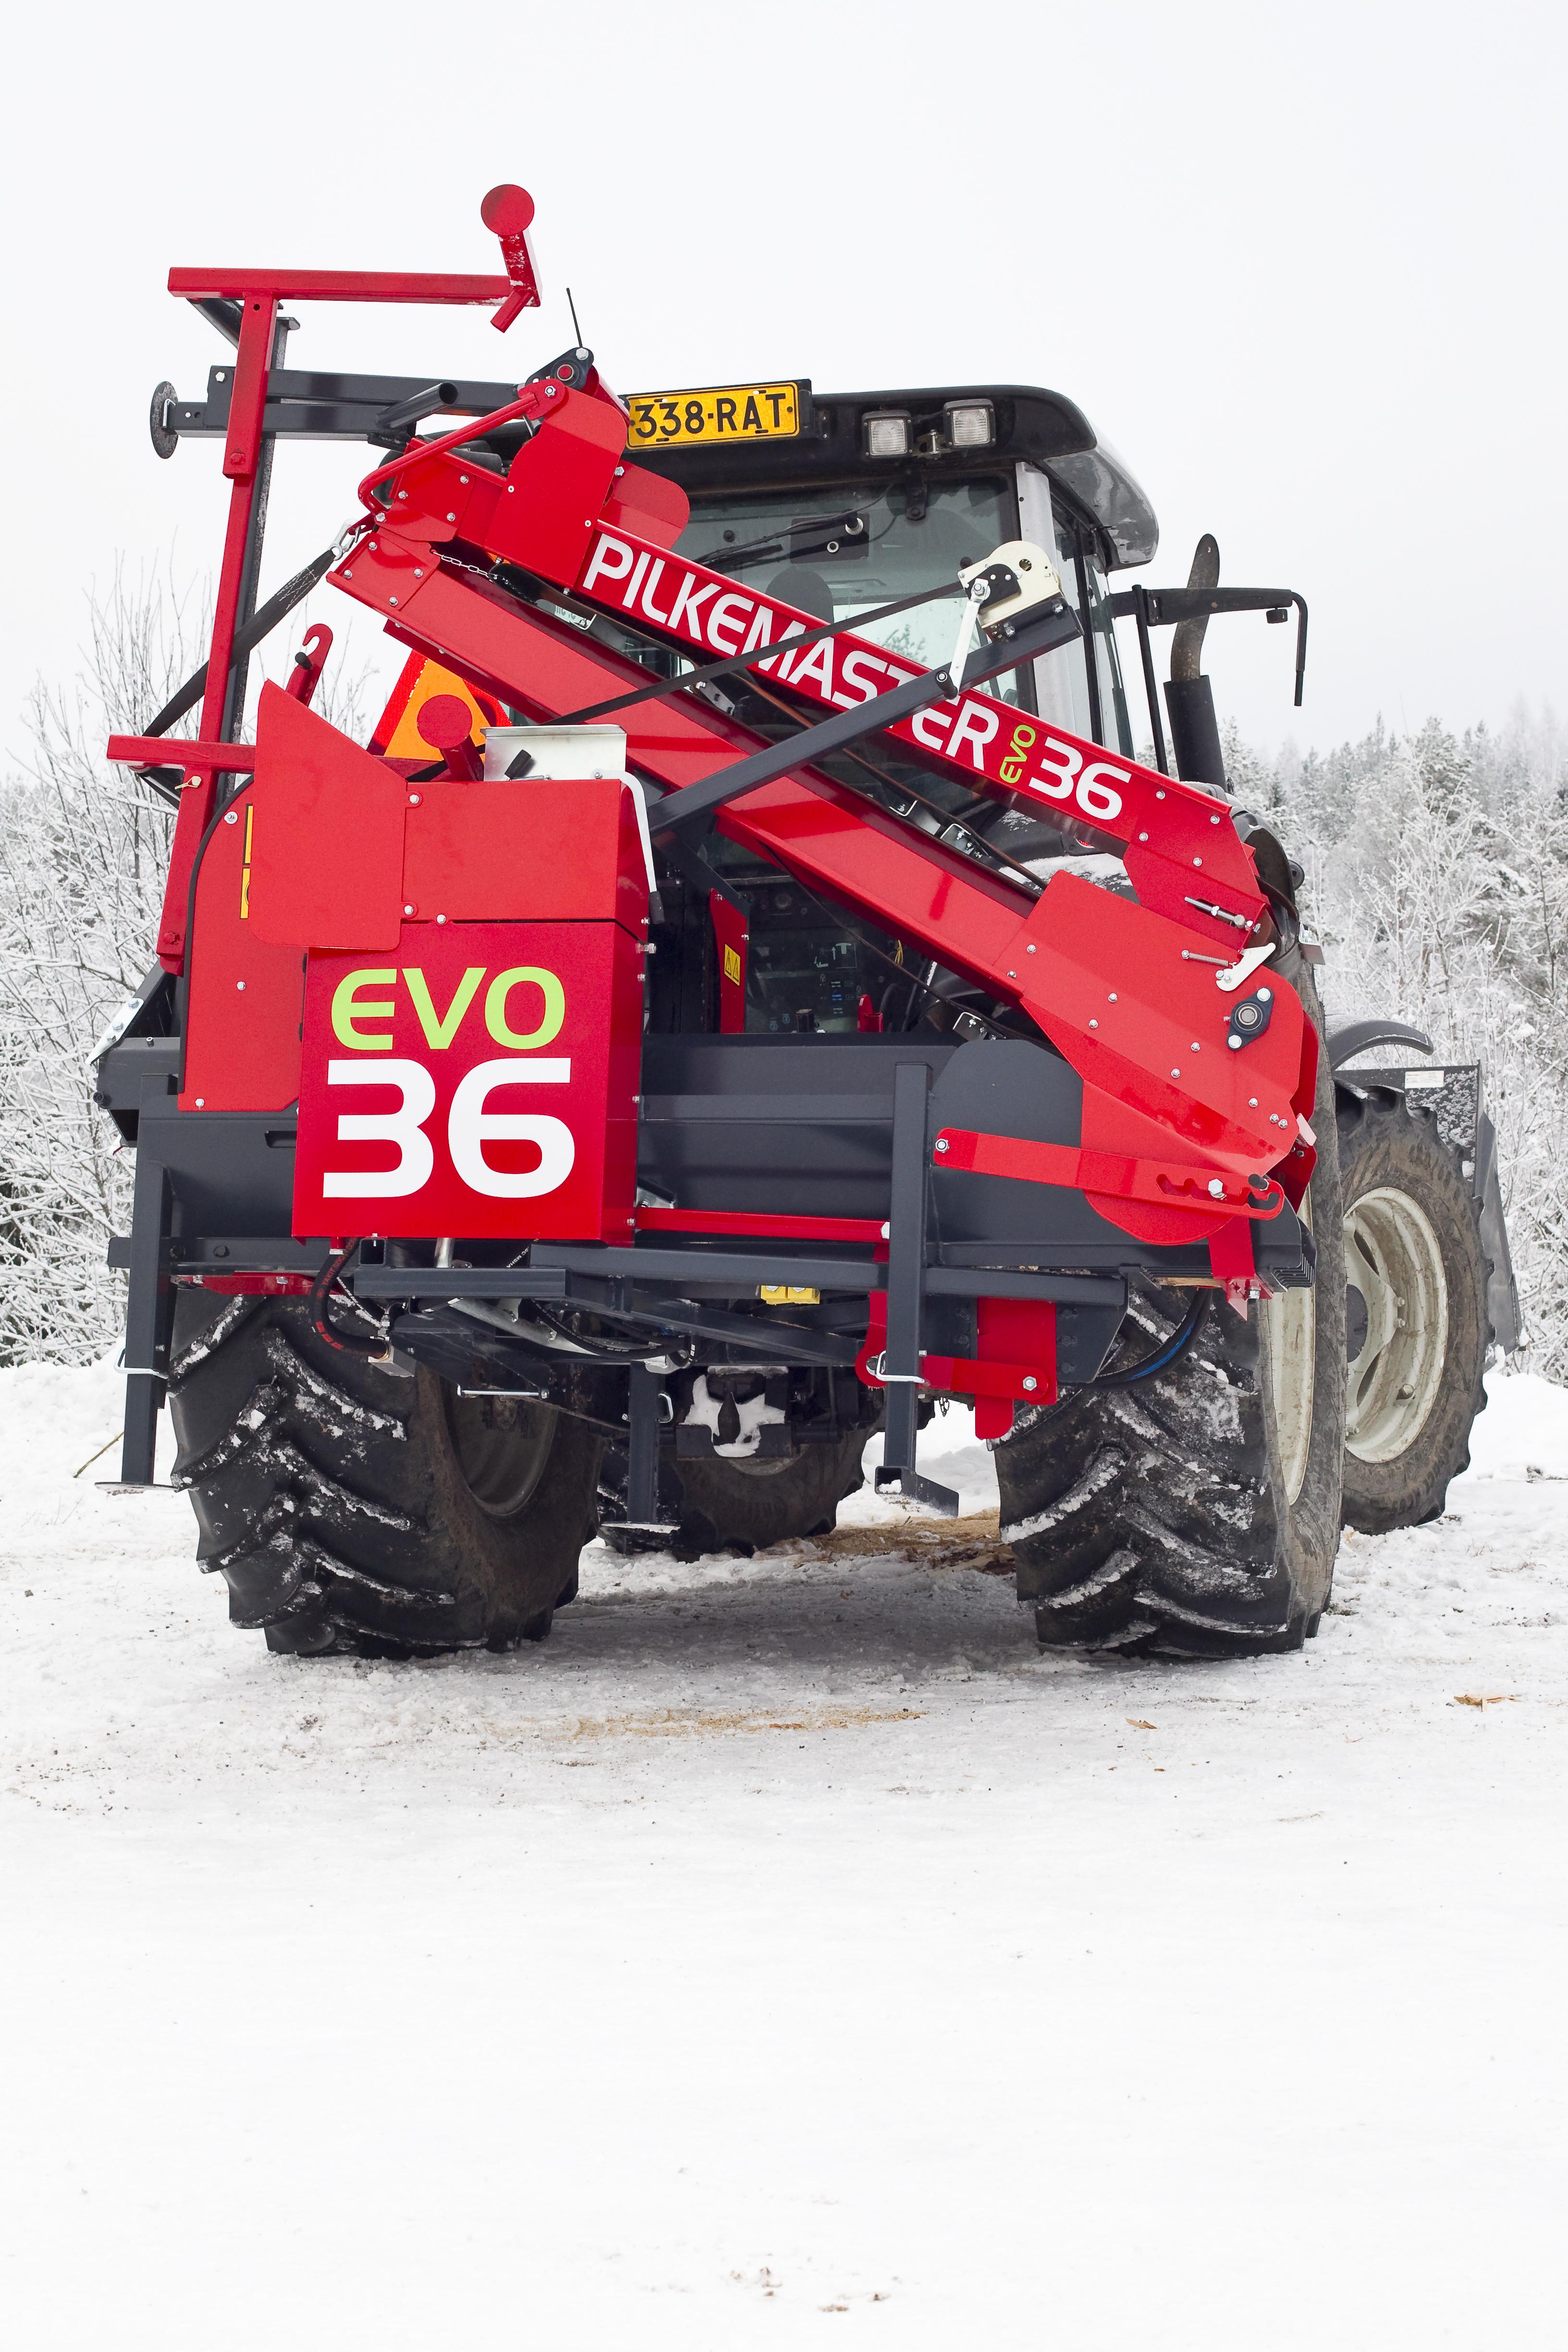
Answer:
[167, 1290, 601, 1656]
[1337, 1089, 1490, 1532]
[667, 1426, 871, 1554]
[996, 956, 1347, 1657]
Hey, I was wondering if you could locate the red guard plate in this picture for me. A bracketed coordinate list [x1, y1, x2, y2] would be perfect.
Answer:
[293, 920, 642, 1241]
[247, 683, 406, 949]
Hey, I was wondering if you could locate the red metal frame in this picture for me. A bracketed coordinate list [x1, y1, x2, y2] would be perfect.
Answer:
[108, 736, 258, 773]
[124, 193, 1318, 1345]
[167, 268, 514, 306]
[145, 193, 543, 970]
[564, 519, 1265, 944]
[328, 563, 1314, 1256]
[343, 396, 1266, 945]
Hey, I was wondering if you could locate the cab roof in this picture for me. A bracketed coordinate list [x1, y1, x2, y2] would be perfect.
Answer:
[634, 381, 1159, 569]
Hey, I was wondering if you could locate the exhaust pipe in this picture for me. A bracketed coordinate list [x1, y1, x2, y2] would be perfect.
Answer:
[1164, 534, 1227, 790]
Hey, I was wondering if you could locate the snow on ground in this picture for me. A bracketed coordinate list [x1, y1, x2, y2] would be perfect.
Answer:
[2, 1365, 1566, 2349]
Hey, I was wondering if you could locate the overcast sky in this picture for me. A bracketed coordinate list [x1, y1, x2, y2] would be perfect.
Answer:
[3, 0, 1563, 764]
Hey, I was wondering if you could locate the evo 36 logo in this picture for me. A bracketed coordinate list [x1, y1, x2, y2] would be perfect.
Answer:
[291, 921, 642, 1242]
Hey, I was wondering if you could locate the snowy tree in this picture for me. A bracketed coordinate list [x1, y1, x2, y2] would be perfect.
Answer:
[1256, 706, 1568, 1378]
[0, 568, 193, 1364]
[0, 568, 366, 1366]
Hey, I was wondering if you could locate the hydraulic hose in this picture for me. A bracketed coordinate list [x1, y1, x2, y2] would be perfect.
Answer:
[309, 1246, 388, 1359]
[1091, 1288, 1210, 1388]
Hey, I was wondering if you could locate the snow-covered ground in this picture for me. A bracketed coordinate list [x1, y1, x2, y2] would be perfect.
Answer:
[2, 1364, 1566, 2348]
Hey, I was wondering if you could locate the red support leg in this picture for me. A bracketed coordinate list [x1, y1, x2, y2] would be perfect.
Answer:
[155, 295, 277, 971]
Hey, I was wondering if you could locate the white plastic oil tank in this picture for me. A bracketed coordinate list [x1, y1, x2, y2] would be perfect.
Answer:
[482, 723, 628, 782]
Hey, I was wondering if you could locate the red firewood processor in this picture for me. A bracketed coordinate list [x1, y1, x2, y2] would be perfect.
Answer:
[97, 184, 1515, 1660]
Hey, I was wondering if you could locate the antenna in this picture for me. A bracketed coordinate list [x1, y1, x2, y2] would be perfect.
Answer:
[566, 284, 584, 347]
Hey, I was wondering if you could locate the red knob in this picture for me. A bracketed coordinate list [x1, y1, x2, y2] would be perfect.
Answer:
[415, 695, 477, 752]
[481, 184, 535, 237]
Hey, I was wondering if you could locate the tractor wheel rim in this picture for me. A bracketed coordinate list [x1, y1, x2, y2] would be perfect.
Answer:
[1266, 1201, 1317, 1506]
[447, 1392, 556, 1517]
[1343, 1185, 1449, 1463]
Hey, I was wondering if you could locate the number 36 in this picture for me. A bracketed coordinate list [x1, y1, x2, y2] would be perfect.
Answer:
[322, 1058, 576, 1200]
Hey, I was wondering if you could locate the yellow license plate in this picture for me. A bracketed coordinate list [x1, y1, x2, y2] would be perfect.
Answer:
[627, 382, 803, 448]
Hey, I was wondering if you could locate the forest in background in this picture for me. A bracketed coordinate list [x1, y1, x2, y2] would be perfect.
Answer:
[2, 579, 1563, 1374]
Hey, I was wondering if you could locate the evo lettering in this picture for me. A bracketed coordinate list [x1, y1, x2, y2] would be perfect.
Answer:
[330, 964, 565, 1054]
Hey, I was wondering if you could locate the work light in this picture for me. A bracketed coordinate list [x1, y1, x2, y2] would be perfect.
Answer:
[862, 411, 912, 458]
[943, 399, 994, 448]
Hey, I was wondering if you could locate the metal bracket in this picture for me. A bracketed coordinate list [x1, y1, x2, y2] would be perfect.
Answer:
[118, 1078, 178, 1488]
[872, 1064, 959, 1517]
[625, 1361, 666, 1526]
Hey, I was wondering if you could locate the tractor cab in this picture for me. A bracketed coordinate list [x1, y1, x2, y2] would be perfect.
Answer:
[636, 378, 1148, 759]
[625, 377, 1309, 1039]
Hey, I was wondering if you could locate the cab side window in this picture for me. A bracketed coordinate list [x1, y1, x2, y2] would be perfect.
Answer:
[1016, 464, 1133, 756]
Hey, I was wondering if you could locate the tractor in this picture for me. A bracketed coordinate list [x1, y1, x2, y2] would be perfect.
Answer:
[92, 184, 1517, 1659]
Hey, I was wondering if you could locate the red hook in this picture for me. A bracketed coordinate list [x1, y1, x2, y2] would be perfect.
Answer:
[285, 622, 333, 709]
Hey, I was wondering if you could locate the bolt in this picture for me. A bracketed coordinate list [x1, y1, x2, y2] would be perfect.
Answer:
[195, 1098, 204, 1107]
[389, 596, 398, 606]
[236, 980, 245, 991]
[369, 540, 378, 550]
[1156, 789, 1165, 800]
[403, 904, 415, 916]
[1228, 1036, 1242, 1050]
[1257, 986, 1272, 1002]
[614, 465, 625, 477]
[397, 491, 407, 500]
[223, 810, 237, 825]
[1171, 1067, 1181, 1078]
[1138, 831, 1149, 841]
[408, 794, 421, 806]
[436, 914, 447, 925]
[460, 475, 469, 484]
[1108, 992, 1117, 1002]
[934, 1138, 950, 1153]
[1025, 942, 1036, 953]
[343, 568, 353, 578]
[446, 512, 456, 523]
[1090, 1019, 1098, 1029]
[1191, 1042, 1200, 1051]
[1249, 1097, 1258, 1107]
[1192, 857, 1203, 868]
[1209, 1178, 1225, 1198]
[1007, 969, 1016, 979]
[1022, 1376, 1038, 1392]
[1211, 814, 1221, 824]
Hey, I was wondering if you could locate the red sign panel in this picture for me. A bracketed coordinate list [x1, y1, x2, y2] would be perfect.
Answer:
[293, 920, 642, 1241]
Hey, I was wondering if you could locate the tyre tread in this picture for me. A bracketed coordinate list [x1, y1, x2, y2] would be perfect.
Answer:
[168, 1290, 597, 1654]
